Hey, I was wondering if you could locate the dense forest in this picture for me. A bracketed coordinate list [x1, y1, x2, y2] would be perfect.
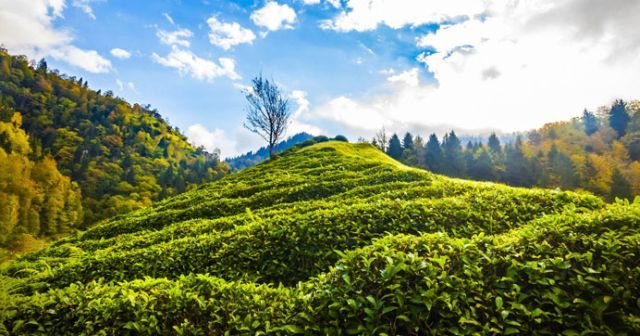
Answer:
[0, 49, 228, 251]
[226, 132, 312, 171]
[375, 100, 640, 200]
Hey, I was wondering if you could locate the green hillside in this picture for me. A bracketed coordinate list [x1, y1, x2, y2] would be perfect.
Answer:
[2, 142, 639, 335]
[0, 50, 229, 251]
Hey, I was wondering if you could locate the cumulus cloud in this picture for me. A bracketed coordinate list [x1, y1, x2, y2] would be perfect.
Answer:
[186, 124, 237, 158]
[151, 46, 240, 81]
[302, 0, 321, 4]
[207, 16, 256, 50]
[110, 48, 131, 59]
[251, 2, 297, 31]
[49, 45, 112, 73]
[157, 28, 193, 47]
[0, 0, 112, 73]
[314, 0, 640, 134]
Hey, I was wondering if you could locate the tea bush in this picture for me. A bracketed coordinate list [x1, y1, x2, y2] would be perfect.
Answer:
[3, 141, 636, 335]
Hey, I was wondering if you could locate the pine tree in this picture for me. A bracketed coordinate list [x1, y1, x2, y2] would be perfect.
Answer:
[387, 133, 403, 160]
[504, 137, 534, 186]
[470, 148, 497, 181]
[582, 109, 599, 136]
[441, 131, 465, 177]
[487, 133, 501, 154]
[402, 132, 414, 150]
[609, 100, 630, 137]
[424, 134, 443, 173]
[547, 144, 578, 189]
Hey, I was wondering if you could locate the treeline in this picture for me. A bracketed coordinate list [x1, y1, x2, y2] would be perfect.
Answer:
[373, 99, 640, 200]
[226, 132, 313, 171]
[0, 49, 229, 247]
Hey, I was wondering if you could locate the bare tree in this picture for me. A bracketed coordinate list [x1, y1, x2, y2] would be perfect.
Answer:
[243, 75, 292, 159]
[373, 127, 388, 152]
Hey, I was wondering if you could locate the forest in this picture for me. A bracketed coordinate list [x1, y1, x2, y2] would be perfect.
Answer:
[374, 100, 640, 200]
[0, 49, 228, 255]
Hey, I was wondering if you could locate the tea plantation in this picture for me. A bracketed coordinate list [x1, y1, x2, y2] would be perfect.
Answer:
[1, 141, 639, 335]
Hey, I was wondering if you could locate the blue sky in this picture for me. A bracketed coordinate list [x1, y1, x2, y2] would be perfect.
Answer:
[1, 0, 639, 157]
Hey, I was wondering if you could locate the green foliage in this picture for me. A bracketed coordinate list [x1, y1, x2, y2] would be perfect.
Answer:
[3, 141, 636, 334]
[384, 99, 640, 199]
[0, 49, 229, 235]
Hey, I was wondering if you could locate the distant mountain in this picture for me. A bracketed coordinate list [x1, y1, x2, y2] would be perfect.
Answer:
[226, 132, 314, 171]
[0, 49, 229, 248]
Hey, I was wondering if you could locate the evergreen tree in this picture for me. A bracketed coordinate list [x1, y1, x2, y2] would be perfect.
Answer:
[469, 148, 497, 181]
[441, 131, 465, 177]
[402, 132, 414, 150]
[387, 133, 403, 160]
[487, 133, 501, 154]
[609, 100, 630, 137]
[547, 144, 579, 189]
[581, 109, 599, 136]
[609, 168, 633, 201]
[424, 134, 443, 173]
[504, 137, 534, 186]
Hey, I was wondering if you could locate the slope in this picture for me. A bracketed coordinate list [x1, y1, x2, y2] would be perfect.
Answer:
[0, 49, 229, 232]
[2, 141, 639, 335]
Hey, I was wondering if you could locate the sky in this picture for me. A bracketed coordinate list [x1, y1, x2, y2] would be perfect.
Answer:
[1, 0, 639, 158]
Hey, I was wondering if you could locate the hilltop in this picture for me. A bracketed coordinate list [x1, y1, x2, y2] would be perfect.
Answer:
[1, 141, 639, 335]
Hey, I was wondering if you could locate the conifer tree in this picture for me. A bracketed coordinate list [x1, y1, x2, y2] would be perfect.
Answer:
[424, 134, 443, 173]
[609, 100, 630, 137]
[441, 131, 465, 177]
[582, 109, 599, 136]
[402, 132, 414, 150]
[488, 133, 501, 154]
[387, 133, 403, 160]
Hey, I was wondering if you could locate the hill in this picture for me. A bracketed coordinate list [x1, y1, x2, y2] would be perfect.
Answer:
[226, 132, 313, 171]
[2, 141, 639, 334]
[0, 49, 229, 250]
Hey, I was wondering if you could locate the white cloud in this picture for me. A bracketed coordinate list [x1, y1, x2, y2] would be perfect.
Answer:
[49, 45, 111, 73]
[151, 46, 240, 81]
[288, 90, 324, 136]
[71, 0, 96, 19]
[207, 16, 256, 50]
[387, 68, 419, 87]
[0, 0, 111, 73]
[116, 79, 124, 91]
[321, 0, 483, 32]
[314, 0, 640, 133]
[251, 2, 297, 31]
[186, 124, 237, 158]
[157, 28, 193, 47]
[110, 48, 131, 59]
[302, 0, 321, 4]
